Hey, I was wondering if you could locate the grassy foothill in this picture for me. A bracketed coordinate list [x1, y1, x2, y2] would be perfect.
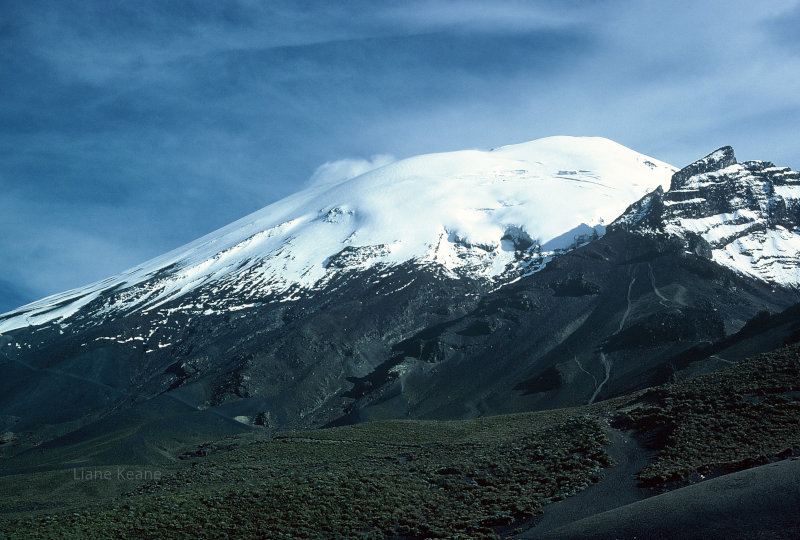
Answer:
[1, 411, 611, 538]
[4, 344, 800, 538]
[614, 343, 800, 486]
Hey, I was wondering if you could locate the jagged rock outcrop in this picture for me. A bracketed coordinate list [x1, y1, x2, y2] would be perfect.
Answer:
[613, 147, 800, 286]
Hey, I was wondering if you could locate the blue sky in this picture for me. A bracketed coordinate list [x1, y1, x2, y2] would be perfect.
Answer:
[2, 0, 800, 312]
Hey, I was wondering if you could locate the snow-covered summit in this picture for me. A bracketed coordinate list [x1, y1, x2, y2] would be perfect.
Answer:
[614, 146, 800, 287]
[0, 136, 675, 333]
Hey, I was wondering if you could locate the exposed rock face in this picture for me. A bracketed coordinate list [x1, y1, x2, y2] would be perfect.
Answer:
[613, 147, 800, 286]
[670, 146, 737, 190]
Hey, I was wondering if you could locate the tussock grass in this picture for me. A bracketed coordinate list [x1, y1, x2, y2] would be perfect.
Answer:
[615, 343, 800, 485]
[5, 345, 800, 537]
[2, 411, 610, 538]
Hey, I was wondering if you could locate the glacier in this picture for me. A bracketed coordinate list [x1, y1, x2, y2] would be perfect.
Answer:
[0, 136, 677, 333]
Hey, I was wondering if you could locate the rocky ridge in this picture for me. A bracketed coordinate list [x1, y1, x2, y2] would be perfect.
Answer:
[613, 146, 800, 286]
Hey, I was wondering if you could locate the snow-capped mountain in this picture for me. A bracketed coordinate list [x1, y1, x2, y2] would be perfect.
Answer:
[0, 136, 675, 333]
[4, 136, 800, 462]
[613, 146, 800, 286]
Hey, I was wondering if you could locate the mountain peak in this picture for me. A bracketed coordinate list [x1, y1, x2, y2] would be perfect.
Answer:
[616, 147, 800, 287]
[671, 146, 737, 190]
[0, 136, 675, 333]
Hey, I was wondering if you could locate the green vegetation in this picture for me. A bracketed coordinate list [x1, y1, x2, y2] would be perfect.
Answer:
[4, 344, 800, 538]
[1, 411, 610, 539]
[615, 343, 800, 485]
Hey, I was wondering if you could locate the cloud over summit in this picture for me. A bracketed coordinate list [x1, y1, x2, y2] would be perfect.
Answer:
[306, 155, 397, 189]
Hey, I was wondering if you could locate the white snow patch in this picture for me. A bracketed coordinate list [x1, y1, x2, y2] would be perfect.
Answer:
[0, 136, 675, 332]
[775, 185, 800, 200]
[663, 197, 706, 206]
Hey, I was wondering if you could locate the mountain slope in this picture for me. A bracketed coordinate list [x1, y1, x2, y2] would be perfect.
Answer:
[3, 138, 800, 470]
[612, 146, 800, 286]
[334, 230, 799, 424]
[4, 343, 800, 539]
[0, 136, 674, 334]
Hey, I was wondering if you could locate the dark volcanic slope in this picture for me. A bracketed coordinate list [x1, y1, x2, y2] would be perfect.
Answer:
[339, 229, 798, 424]
[537, 457, 800, 540]
[0, 265, 490, 463]
[2, 226, 798, 466]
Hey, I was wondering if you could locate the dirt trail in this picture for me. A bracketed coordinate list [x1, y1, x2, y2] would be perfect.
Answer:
[574, 356, 597, 388]
[647, 263, 668, 305]
[588, 353, 611, 405]
[617, 273, 637, 333]
[588, 270, 636, 405]
[522, 425, 655, 538]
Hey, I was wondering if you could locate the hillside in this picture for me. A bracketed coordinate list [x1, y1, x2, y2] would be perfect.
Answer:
[3, 342, 800, 538]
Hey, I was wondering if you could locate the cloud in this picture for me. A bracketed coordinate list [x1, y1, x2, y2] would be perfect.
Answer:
[306, 155, 396, 188]
[375, 0, 590, 32]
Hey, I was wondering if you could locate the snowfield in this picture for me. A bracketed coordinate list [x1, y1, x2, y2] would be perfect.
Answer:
[0, 136, 676, 332]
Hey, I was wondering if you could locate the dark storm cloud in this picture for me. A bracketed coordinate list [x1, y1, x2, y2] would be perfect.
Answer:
[1, 0, 799, 312]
